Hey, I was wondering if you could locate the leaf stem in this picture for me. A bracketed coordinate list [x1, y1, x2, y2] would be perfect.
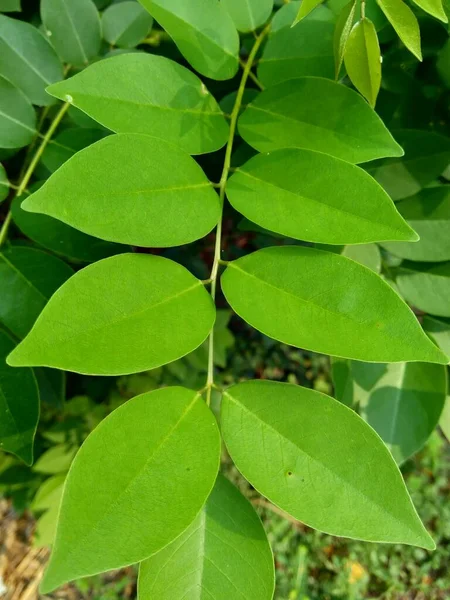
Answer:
[0, 102, 69, 249]
[204, 24, 270, 406]
[361, 0, 366, 19]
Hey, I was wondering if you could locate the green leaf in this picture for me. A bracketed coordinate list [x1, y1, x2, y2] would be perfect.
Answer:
[220, 246, 448, 364]
[33, 445, 77, 474]
[0, 329, 39, 465]
[257, 20, 335, 87]
[0, 246, 73, 339]
[0, 162, 8, 201]
[32, 474, 66, 511]
[0, 15, 63, 106]
[33, 476, 65, 548]
[221, 0, 273, 32]
[22, 134, 220, 247]
[341, 243, 381, 272]
[0, 0, 21, 11]
[137, 0, 239, 80]
[238, 78, 403, 163]
[344, 19, 381, 107]
[221, 380, 434, 549]
[138, 474, 275, 600]
[397, 262, 450, 318]
[8, 253, 216, 375]
[102, 1, 153, 48]
[366, 129, 450, 200]
[354, 361, 447, 464]
[381, 187, 450, 262]
[11, 192, 127, 263]
[293, 0, 325, 23]
[272, 0, 335, 29]
[0, 76, 36, 149]
[47, 54, 229, 155]
[40, 128, 107, 173]
[333, 0, 357, 77]
[226, 148, 415, 244]
[440, 397, 450, 442]
[34, 367, 65, 409]
[40, 387, 221, 592]
[331, 357, 356, 406]
[40, 0, 101, 67]
[376, 0, 422, 60]
[411, 0, 447, 22]
[423, 316, 450, 356]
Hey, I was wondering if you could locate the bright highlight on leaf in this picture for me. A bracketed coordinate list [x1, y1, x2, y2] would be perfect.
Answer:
[47, 53, 229, 155]
[376, 0, 422, 60]
[333, 0, 357, 78]
[221, 380, 435, 549]
[226, 148, 416, 244]
[138, 474, 275, 600]
[221, 246, 448, 364]
[238, 77, 403, 163]
[22, 134, 221, 247]
[40, 387, 221, 592]
[7, 254, 216, 375]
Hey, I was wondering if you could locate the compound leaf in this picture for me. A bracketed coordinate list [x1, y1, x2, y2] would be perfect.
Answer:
[8, 253, 216, 375]
[40, 387, 221, 592]
[21, 134, 221, 247]
[221, 246, 447, 364]
[138, 474, 275, 600]
[226, 148, 415, 244]
[47, 54, 229, 155]
[221, 380, 434, 548]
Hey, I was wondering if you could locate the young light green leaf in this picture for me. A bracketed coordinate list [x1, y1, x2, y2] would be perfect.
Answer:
[33, 476, 65, 548]
[137, 0, 239, 80]
[238, 78, 403, 163]
[333, 0, 357, 78]
[139, 474, 275, 600]
[0, 162, 8, 201]
[351, 361, 447, 464]
[0, 330, 39, 466]
[32, 474, 66, 512]
[102, 1, 153, 48]
[33, 445, 77, 475]
[0, 246, 73, 339]
[221, 0, 273, 32]
[293, 0, 326, 24]
[381, 187, 450, 262]
[11, 193, 127, 263]
[40, 0, 101, 67]
[40, 128, 107, 174]
[221, 380, 435, 549]
[272, 0, 335, 30]
[257, 20, 335, 87]
[0, 15, 63, 106]
[366, 129, 450, 200]
[46, 54, 229, 155]
[0, 76, 36, 149]
[22, 134, 220, 247]
[8, 253, 216, 375]
[376, 0, 422, 60]
[226, 148, 416, 244]
[397, 262, 450, 318]
[221, 246, 448, 364]
[344, 19, 381, 107]
[41, 387, 221, 592]
[411, 0, 447, 22]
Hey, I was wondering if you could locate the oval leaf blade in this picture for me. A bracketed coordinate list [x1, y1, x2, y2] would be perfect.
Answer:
[137, 0, 239, 80]
[40, 387, 221, 592]
[101, 1, 153, 48]
[333, 0, 357, 78]
[375, 0, 422, 60]
[238, 77, 403, 163]
[21, 134, 221, 247]
[138, 474, 275, 600]
[8, 253, 216, 375]
[220, 246, 448, 364]
[221, 380, 434, 549]
[47, 54, 229, 155]
[226, 148, 416, 244]
[344, 19, 381, 107]
[410, 0, 448, 21]
[222, 0, 273, 32]
[40, 0, 101, 67]
[0, 329, 39, 466]
[0, 76, 36, 149]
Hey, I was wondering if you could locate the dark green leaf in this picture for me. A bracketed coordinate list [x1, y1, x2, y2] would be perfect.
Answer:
[222, 0, 273, 32]
[41, 387, 221, 592]
[8, 254, 216, 375]
[0, 76, 36, 149]
[102, 1, 153, 48]
[0, 162, 8, 201]
[221, 246, 447, 364]
[238, 78, 403, 163]
[397, 262, 450, 317]
[40, 128, 107, 173]
[0, 329, 39, 465]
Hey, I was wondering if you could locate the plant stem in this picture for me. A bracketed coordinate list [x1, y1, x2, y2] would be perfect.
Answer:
[0, 102, 69, 249]
[361, 0, 366, 19]
[205, 24, 271, 406]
